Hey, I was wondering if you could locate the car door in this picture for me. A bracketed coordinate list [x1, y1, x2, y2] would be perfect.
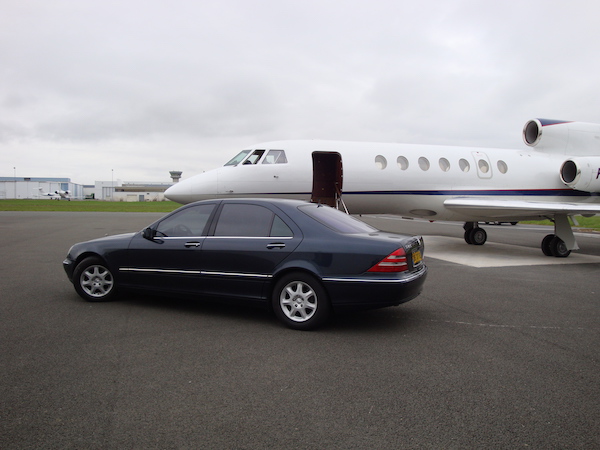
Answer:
[123, 203, 218, 293]
[199, 202, 303, 301]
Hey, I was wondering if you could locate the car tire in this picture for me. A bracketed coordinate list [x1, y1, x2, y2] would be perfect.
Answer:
[272, 272, 330, 330]
[73, 256, 117, 302]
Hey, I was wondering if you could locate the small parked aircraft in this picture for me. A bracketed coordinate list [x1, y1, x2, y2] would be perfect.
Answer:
[165, 119, 600, 257]
[39, 188, 70, 200]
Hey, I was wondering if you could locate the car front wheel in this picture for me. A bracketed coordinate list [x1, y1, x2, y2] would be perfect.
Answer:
[73, 257, 117, 302]
[272, 272, 330, 330]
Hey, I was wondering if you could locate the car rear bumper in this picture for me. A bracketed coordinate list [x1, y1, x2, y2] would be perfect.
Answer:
[322, 265, 427, 310]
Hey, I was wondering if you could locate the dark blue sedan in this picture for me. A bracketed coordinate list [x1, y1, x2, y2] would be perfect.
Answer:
[63, 199, 427, 330]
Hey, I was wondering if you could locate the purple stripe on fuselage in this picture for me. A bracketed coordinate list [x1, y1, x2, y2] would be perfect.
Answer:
[538, 119, 572, 127]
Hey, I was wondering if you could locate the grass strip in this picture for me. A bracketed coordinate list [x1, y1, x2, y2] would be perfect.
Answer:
[2, 200, 599, 230]
[0, 199, 181, 213]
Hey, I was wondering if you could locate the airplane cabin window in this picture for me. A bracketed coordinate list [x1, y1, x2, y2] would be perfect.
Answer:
[243, 149, 266, 165]
[418, 157, 430, 171]
[439, 158, 450, 172]
[478, 159, 490, 173]
[459, 159, 470, 172]
[262, 150, 288, 164]
[224, 150, 251, 166]
[397, 156, 409, 170]
[375, 155, 387, 170]
[497, 160, 508, 174]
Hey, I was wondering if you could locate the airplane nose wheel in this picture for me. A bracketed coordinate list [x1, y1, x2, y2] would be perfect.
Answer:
[541, 234, 571, 257]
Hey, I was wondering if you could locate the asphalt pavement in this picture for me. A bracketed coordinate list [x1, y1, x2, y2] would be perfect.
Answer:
[1, 211, 599, 449]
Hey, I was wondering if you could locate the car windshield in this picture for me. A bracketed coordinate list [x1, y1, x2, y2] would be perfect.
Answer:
[299, 204, 377, 234]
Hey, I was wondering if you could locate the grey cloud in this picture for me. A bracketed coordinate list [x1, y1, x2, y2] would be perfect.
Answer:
[2, 0, 600, 183]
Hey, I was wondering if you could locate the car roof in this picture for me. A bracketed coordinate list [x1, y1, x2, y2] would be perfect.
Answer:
[188, 198, 313, 208]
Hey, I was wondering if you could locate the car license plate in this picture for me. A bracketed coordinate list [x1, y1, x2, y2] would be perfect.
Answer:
[412, 250, 422, 265]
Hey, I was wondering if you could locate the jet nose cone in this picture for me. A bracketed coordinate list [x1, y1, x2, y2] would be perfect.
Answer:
[165, 180, 193, 204]
[165, 170, 221, 204]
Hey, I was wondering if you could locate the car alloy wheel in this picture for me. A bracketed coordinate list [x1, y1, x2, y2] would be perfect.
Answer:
[272, 272, 330, 330]
[73, 257, 117, 302]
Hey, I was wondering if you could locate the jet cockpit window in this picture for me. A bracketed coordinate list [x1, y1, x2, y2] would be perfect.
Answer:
[262, 150, 288, 164]
[224, 150, 251, 166]
[243, 149, 265, 165]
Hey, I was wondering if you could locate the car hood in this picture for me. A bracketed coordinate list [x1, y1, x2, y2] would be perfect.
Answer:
[84, 232, 137, 244]
[68, 232, 137, 254]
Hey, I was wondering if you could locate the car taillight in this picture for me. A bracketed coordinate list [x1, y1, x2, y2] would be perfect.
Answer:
[367, 248, 408, 273]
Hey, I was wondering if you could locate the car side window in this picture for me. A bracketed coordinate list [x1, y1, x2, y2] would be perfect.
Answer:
[271, 215, 293, 237]
[156, 204, 215, 237]
[214, 204, 293, 237]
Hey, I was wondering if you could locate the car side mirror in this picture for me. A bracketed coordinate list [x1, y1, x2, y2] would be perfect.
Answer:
[142, 227, 156, 240]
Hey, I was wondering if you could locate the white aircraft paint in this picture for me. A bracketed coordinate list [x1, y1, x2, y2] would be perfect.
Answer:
[165, 119, 600, 257]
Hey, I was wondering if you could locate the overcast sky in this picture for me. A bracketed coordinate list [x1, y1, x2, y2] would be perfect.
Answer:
[2, 0, 599, 184]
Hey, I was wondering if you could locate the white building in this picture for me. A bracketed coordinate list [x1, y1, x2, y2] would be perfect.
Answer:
[0, 172, 180, 201]
[98, 180, 173, 202]
[0, 177, 84, 199]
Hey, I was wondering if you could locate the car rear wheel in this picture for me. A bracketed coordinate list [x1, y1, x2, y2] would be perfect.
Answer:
[272, 272, 330, 330]
[73, 257, 117, 302]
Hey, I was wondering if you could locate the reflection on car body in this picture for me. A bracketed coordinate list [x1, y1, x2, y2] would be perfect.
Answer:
[63, 199, 427, 330]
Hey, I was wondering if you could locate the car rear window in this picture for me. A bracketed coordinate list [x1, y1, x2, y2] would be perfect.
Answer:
[299, 204, 377, 234]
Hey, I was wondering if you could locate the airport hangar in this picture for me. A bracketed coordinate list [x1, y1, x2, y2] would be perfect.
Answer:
[0, 172, 181, 201]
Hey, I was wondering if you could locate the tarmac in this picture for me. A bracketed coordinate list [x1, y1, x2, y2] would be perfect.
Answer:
[1, 211, 599, 448]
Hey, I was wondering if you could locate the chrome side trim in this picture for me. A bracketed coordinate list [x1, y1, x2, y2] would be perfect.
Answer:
[202, 271, 272, 279]
[120, 268, 271, 278]
[322, 277, 411, 283]
[323, 268, 426, 284]
[155, 236, 293, 241]
[206, 236, 294, 240]
[121, 268, 201, 274]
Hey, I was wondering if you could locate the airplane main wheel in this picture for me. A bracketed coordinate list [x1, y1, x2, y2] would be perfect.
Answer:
[541, 234, 555, 256]
[469, 228, 487, 245]
[464, 229, 473, 245]
[550, 236, 571, 258]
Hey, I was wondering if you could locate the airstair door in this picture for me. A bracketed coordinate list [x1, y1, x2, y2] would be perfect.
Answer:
[311, 152, 343, 208]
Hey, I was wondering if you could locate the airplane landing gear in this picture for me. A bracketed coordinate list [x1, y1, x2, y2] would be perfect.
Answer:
[541, 234, 571, 258]
[463, 222, 487, 245]
[462, 215, 577, 258]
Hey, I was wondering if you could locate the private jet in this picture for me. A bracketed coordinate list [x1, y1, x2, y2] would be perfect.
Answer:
[165, 119, 600, 257]
[39, 188, 70, 200]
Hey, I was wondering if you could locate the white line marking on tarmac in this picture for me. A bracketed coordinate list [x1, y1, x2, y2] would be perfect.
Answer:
[396, 317, 599, 331]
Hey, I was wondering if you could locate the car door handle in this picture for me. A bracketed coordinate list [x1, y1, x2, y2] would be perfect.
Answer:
[267, 243, 286, 249]
[184, 241, 201, 248]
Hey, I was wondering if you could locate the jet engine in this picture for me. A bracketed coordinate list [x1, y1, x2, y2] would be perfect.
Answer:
[560, 158, 600, 192]
[523, 118, 600, 156]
